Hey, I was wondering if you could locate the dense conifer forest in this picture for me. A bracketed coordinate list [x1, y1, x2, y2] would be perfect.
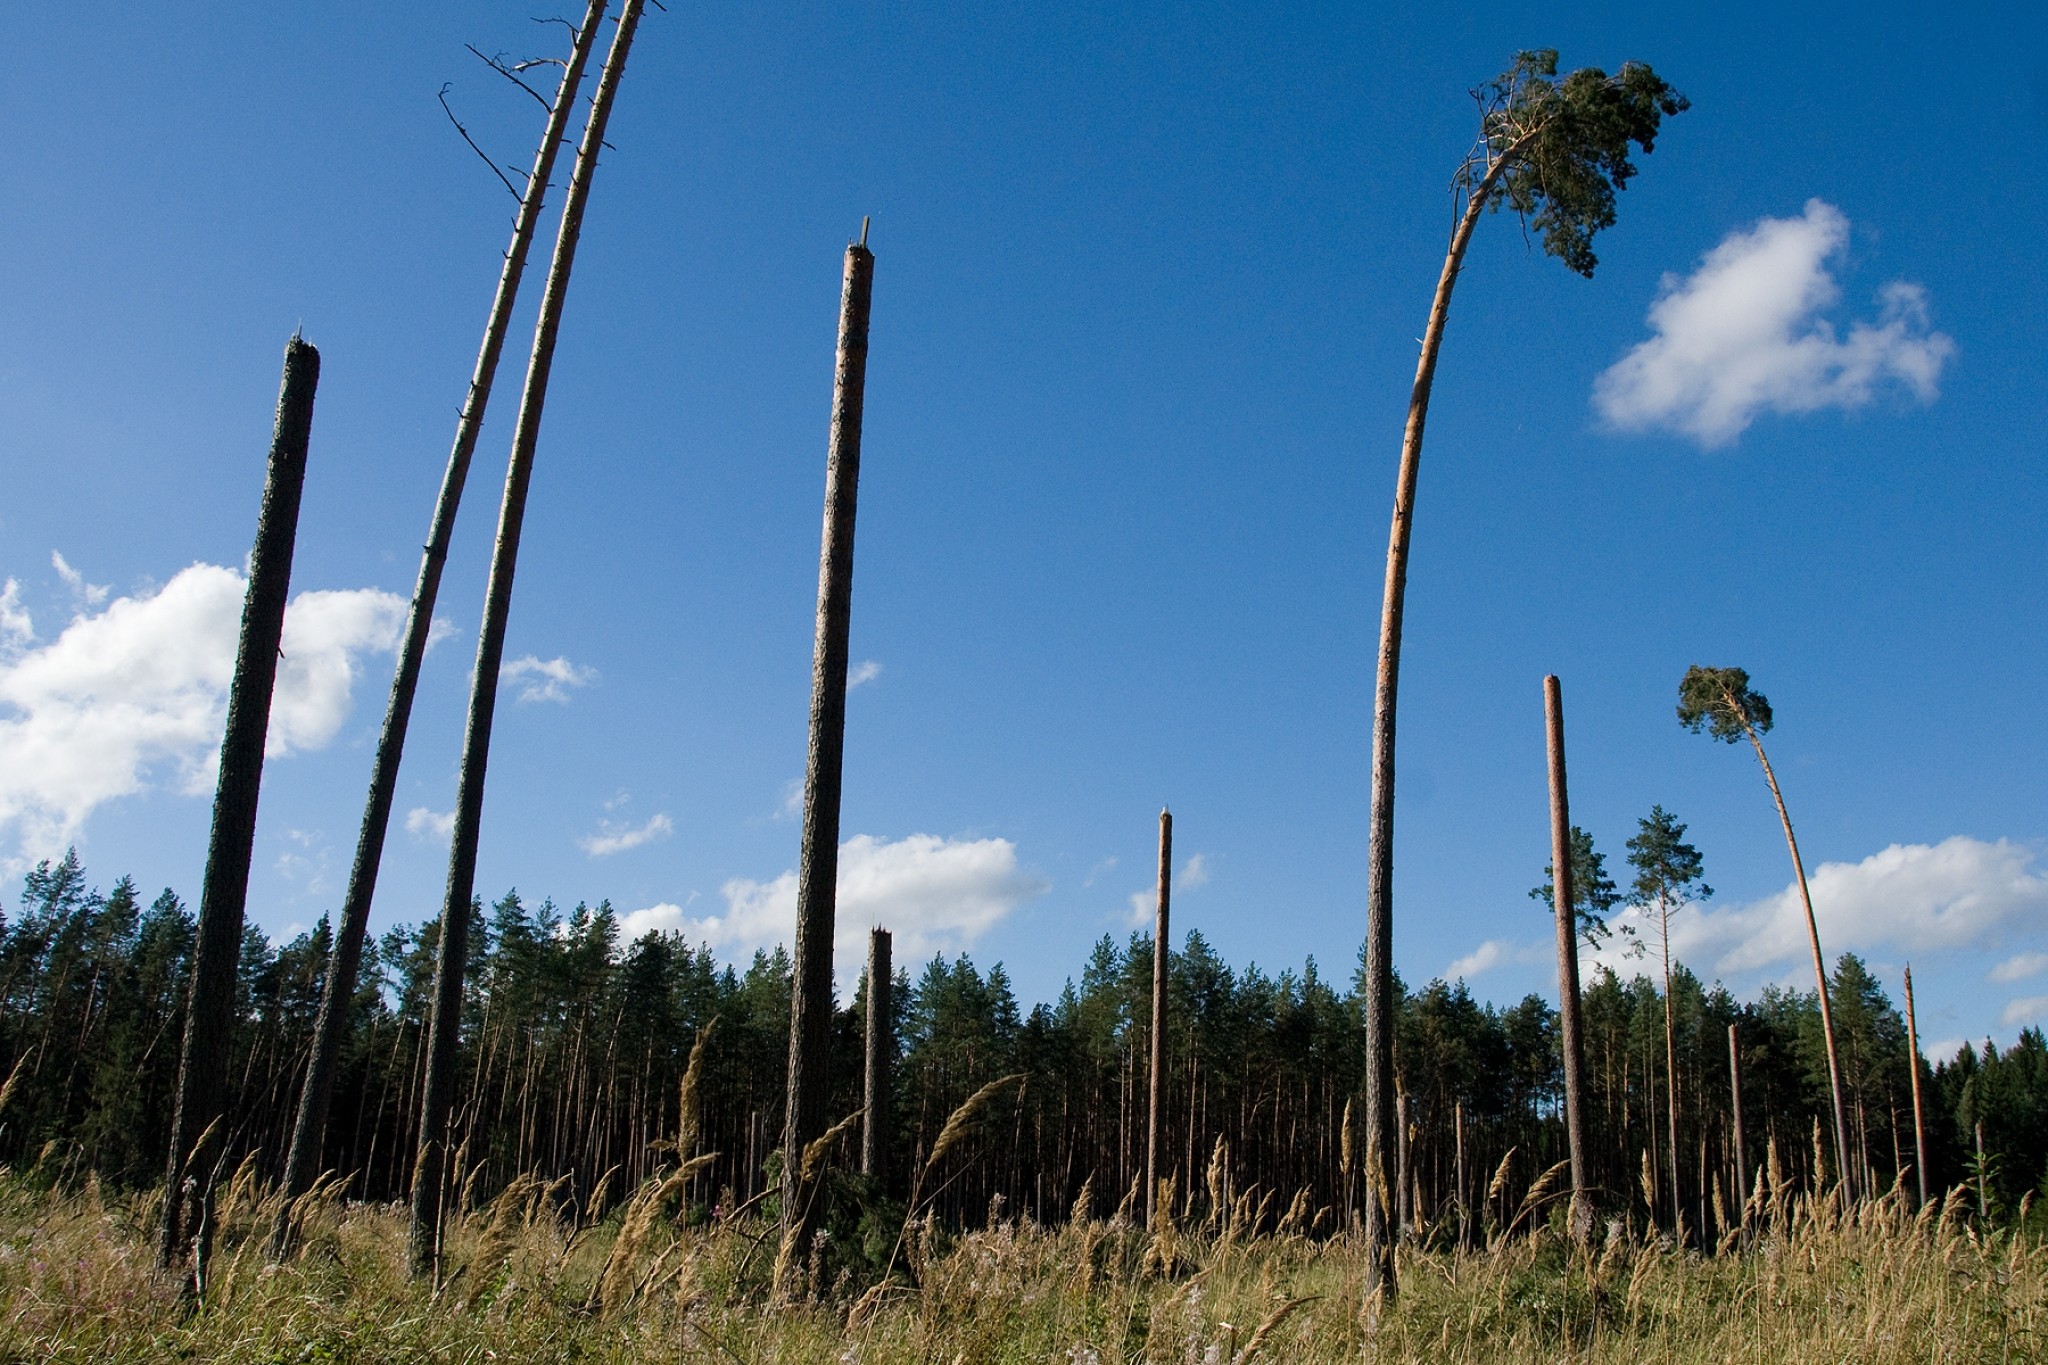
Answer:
[6, 848, 2041, 1245]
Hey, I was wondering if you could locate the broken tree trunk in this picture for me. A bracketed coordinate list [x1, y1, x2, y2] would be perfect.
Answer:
[776, 228, 876, 1300]
[159, 335, 320, 1288]
[1543, 675, 1594, 1247]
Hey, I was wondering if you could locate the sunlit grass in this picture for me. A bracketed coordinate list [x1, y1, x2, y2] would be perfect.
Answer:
[0, 1167, 2038, 1363]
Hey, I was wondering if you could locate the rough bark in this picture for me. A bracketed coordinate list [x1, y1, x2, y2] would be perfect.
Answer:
[1903, 965, 1928, 1207]
[1542, 675, 1593, 1247]
[1729, 691, 1853, 1201]
[408, 0, 648, 1279]
[1728, 1023, 1748, 1238]
[158, 336, 320, 1285]
[1146, 807, 1171, 1228]
[1363, 138, 1530, 1302]
[776, 234, 876, 1298]
[862, 927, 892, 1185]
[272, 0, 607, 1263]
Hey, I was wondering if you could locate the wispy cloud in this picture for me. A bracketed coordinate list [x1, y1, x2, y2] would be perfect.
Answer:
[579, 811, 674, 858]
[1594, 199, 1954, 447]
[0, 581, 30, 651]
[1447, 940, 1513, 981]
[1999, 996, 2048, 1031]
[405, 807, 454, 842]
[500, 654, 597, 704]
[847, 660, 882, 691]
[619, 833, 1047, 980]
[1179, 852, 1210, 890]
[50, 552, 108, 608]
[0, 564, 407, 862]
[1990, 952, 2048, 984]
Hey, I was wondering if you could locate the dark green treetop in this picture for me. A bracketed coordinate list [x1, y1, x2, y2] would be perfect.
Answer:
[1468, 49, 1688, 277]
[1625, 805, 1712, 908]
[1531, 824, 1621, 948]
[1677, 664, 1774, 742]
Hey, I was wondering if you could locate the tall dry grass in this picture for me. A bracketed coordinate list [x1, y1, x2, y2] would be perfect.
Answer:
[0, 1158, 2038, 1363]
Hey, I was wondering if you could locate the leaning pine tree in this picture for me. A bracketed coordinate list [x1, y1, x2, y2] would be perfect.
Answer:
[1677, 663, 1854, 1200]
[408, 0, 649, 1280]
[271, 0, 609, 1263]
[1363, 50, 1685, 1300]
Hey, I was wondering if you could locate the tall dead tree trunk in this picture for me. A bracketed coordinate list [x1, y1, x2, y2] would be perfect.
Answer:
[1146, 806, 1171, 1228]
[272, 0, 608, 1263]
[1542, 675, 1593, 1247]
[1728, 1023, 1748, 1239]
[1903, 964, 1928, 1207]
[158, 336, 320, 1287]
[1660, 891, 1682, 1238]
[862, 926, 892, 1186]
[776, 227, 876, 1299]
[407, 0, 648, 1280]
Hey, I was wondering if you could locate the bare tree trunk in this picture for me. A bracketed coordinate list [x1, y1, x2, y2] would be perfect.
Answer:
[159, 336, 320, 1285]
[1395, 1088, 1411, 1241]
[1364, 137, 1534, 1304]
[408, 0, 648, 1280]
[1728, 1023, 1748, 1240]
[271, 3, 608, 1264]
[1542, 675, 1594, 1247]
[1660, 892, 1681, 1238]
[1732, 705, 1852, 1201]
[862, 927, 892, 1186]
[1146, 807, 1171, 1228]
[776, 228, 876, 1298]
[1454, 1100, 1468, 1251]
[1903, 965, 1928, 1207]
[1975, 1120, 1987, 1220]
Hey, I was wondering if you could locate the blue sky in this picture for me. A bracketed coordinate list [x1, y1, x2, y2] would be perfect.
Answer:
[3, 1, 2044, 1059]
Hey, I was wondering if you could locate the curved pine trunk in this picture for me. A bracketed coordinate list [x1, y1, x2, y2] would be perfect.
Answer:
[270, 0, 608, 1263]
[1739, 713, 1853, 1201]
[408, 0, 648, 1280]
[1363, 140, 1526, 1303]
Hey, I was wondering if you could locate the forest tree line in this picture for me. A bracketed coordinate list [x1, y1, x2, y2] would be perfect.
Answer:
[3, 847, 2042, 1242]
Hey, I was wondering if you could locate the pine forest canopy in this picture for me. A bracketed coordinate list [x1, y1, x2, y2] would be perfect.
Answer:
[5, 847, 2044, 1256]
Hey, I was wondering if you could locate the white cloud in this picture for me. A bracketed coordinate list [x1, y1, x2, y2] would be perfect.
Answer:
[500, 654, 596, 704]
[1179, 852, 1210, 890]
[1588, 837, 2048, 983]
[0, 564, 406, 860]
[0, 581, 30, 651]
[50, 551, 108, 608]
[1990, 952, 2048, 984]
[1447, 939, 1512, 981]
[405, 806, 455, 842]
[1999, 997, 2048, 1031]
[579, 811, 674, 858]
[847, 660, 882, 691]
[619, 832, 1047, 975]
[1594, 199, 1954, 447]
[775, 778, 804, 823]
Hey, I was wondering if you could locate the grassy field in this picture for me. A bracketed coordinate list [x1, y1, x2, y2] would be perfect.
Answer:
[0, 1165, 2039, 1363]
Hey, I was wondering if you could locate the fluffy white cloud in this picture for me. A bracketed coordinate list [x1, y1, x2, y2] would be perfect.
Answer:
[1594, 199, 1954, 447]
[500, 654, 596, 704]
[1589, 836, 2048, 982]
[579, 812, 674, 858]
[405, 807, 455, 842]
[0, 564, 409, 859]
[618, 833, 1046, 973]
[847, 660, 882, 691]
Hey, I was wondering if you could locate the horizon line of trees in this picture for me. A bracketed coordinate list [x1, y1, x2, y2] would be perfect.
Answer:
[3, 847, 2042, 1245]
